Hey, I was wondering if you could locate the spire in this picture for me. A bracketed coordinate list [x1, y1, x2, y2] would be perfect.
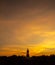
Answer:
[26, 48, 29, 57]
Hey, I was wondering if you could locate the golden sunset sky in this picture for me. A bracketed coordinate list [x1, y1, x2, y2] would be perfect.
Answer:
[0, 0, 55, 56]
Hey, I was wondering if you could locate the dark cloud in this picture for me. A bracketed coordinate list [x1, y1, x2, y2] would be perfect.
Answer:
[0, 0, 55, 20]
[0, 0, 55, 8]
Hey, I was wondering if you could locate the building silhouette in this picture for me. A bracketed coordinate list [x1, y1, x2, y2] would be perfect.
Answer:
[26, 49, 29, 57]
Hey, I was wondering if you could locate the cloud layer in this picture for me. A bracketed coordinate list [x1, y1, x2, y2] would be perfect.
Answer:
[0, 0, 55, 56]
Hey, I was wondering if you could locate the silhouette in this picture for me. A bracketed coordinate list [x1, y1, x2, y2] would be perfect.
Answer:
[26, 49, 29, 58]
[0, 50, 55, 65]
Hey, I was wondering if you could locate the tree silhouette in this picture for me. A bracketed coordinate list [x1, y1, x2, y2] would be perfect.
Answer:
[0, 55, 55, 65]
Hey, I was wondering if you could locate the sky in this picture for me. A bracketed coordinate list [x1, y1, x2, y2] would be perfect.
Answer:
[0, 0, 55, 56]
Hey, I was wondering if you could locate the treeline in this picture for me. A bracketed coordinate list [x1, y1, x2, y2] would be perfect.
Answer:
[0, 55, 55, 65]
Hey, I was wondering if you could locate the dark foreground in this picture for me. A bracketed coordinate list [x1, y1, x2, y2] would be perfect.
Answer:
[0, 55, 55, 65]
